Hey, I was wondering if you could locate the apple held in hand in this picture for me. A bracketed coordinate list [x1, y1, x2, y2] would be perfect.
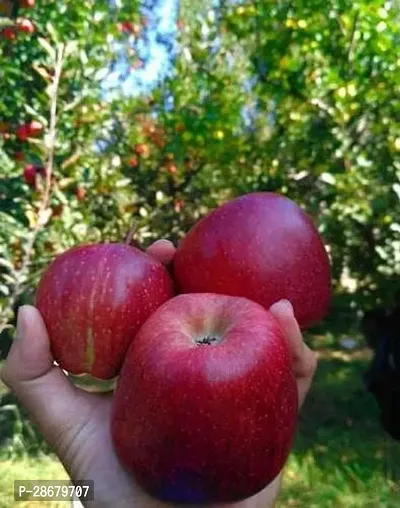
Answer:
[173, 192, 331, 329]
[111, 293, 298, 504]
[36, 243, 174, 380]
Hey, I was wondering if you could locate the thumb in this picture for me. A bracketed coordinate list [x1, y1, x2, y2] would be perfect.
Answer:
[146, 239, 176, 266]
[1, 305, 86, 451]
[269, 300, 317, 409]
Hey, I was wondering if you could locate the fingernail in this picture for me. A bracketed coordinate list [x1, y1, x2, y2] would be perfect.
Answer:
[151, 239, 173, 247]
[280, 299, 294, 313]
[16, 305, 29, 340]
[270, 299, 294, 314]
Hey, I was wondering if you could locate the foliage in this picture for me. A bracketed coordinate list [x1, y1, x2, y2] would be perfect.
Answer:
[0, 0, 399, 343]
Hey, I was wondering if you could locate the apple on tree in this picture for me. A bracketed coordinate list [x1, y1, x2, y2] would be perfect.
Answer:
[23, 164, 37, 188]
[17, 19, 35, 33]
[173, 192, 331, 329]
[117, 21, 140, 36]
[16, 121, 43, 141]
[128, 156, 139, 168]
[134, 143, 149, 157]
[36, 244, 174, 380]
[166, 163, 178, 175]
[20, 0, 35, 7]
[75, 186, 86, 201]
[111, 293, 298, 504]
[2, 27, 16, 41]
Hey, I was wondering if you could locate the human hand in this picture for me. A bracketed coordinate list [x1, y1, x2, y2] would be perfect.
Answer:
[1, 240, 317, 508]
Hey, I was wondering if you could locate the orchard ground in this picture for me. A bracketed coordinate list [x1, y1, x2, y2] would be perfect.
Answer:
[1, 327, 399, 508]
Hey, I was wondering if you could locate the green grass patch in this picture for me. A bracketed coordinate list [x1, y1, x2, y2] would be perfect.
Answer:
[278, 340, 400, 507]
[0, 455, 68, 508]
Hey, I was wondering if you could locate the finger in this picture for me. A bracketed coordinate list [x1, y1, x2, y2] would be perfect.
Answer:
[269, 300, 316, 377]
[146, 239, 176, 265]
[0, 305, 88, 451]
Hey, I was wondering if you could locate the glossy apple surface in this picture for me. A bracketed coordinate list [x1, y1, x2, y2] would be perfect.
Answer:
[173, 192, 331, 329]
[36, 243, 174, 379]
[111, 293, 298, 504]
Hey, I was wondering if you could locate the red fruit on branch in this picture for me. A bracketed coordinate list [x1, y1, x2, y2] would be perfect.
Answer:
[23, 164, 37, 188]
[128, 156, 139, 168]
[2, 27, 16, 41]
[29, 121, 43, 135]
[75, 187, 86, 201]
[17, 19, 35, 33]
[16, 125, 30, 141]
[20, 0, 35, 7]
[167, 163, 178, 175]
[36, 244, 175, 379]
[117, 21, 140, 36]
[174, 199, 184, 212]
[16, 121, 43, 141]
[134, 143, 149, 157]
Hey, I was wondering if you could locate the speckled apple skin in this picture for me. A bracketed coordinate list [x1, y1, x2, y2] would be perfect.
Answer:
[36, 243, 174, 379]
[111, 293, 298, 504]
[173, 192, 331, 329]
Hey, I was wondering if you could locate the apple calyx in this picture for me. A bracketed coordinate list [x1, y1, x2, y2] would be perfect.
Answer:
[194, 334, 222, 346]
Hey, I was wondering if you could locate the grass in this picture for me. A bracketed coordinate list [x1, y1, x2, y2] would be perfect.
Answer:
[0, 455, 68, 508]
[1, 331, 400, 507]
[277, 337, 400, 507]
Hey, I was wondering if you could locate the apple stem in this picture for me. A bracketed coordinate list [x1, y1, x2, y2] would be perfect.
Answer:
[124, 221, 137, 246]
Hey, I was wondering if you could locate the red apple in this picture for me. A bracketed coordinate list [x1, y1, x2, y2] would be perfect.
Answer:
[23, 164, 37, 188]
[17, 18, 35, 33]
[16, 125, 30, 141]
[29, 120, 43, 136]
[16, 121, 43, 141]
[111, 293, 298, 503]
[75, 186, 86, 201]
[173, 192, 331, 329]
[20, 0, 35, 7]
[2, 27, 16, 41]
[36, 244, 174, 379]
[117, 21, 140, 36]
[128, 156, 139, 168]
[134, 143, 149, 157]
[167, 163, 178, 175]
[174, 199, 184, 212]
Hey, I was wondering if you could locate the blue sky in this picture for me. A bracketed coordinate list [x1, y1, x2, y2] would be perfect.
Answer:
[104, 0, 179, 97]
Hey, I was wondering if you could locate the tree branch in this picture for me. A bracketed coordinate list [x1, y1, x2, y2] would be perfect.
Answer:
[346, 12, 359, 73]
[0, 43, 65, 334]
